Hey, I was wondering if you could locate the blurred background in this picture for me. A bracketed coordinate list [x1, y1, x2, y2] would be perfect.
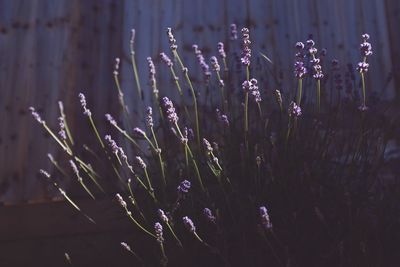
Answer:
[0, 0, 399, 266]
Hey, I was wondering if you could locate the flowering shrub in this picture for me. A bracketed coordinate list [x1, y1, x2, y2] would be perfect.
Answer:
[31, 25, 399, 266]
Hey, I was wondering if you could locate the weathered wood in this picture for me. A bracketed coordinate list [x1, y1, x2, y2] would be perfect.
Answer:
[0, 0, 398, 203]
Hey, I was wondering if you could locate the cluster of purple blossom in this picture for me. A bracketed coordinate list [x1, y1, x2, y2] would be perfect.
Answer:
[154, 222, 164, 243]
[242, 78, 261, 103]
[182, 216, 196, 233]
[145, 107, 154, 128]
[177, 180, 191, 195]
[307, 39, 324, 80]
[288, 101, 302, 117]
[356, 33, 373, 73]
[105, 135, 127, 162]
[135, 156, 146, 169]
[166, 27, 177, 51]
[294, 42, 307, 79]
[58, 116, 66, 140]
[193, 44, 211, 81]
[146, 57, 158, 95]
[241, 28, 251, 66]
[217, 42, 226, 59]
[162, 97, 179, 124]
[29, 107, 44, 125]
[216, 108, 230, 127]
[210, 56, 220, 72]
[78, 93, 91, 116]
[159, 52, 173, 67]
[203, 208, 216, 223]
[259, 206, 273, 230]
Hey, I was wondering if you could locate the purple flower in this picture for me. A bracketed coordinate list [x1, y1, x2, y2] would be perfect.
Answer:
[203, 208, 216, 223]
[113, 57, 120, 76]
[135, 156, 146, 169]
[166, 27, 177, 51]
[230, 23, 238, 40]
[177, 180, 191, 195]
[154, 222, 164, 243]
[241, 28, 251, 66]
[203, 138, 213, 153]
[294, 61, 307, 79]
[216, 108, 230, 127]
[145, 107, 154, 128]
[357, 33, 372, 73]
[210, 56, 220, 72]
[259, 206, 273, 230]
[116, 193, 127, 209]
[105, 135, 119, 155]
[193, 44, 211, 81]
[58, 116, 66, 140]
[78, 93, 91, 116]
[242, 78, 261, 102]
[288, 101, 302, 117]
[183, 216, 196, 233]
[29, 107, 44, 124]
[147, 57, 158, 96]
[162, 97, 179, 124]
[160, 52, 173, 67]
[360, 34, 373, 57]
[295, 42, 305, 50]
[133, 127, 146, 138]
[105, 114, 117, 126]
[217, 42, 226, 59]
[158, 209, 169, 223]
[356, 62, 369, 73]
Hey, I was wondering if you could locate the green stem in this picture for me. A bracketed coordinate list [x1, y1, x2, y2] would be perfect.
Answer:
[317, 79, 321, 113]
[170, 66, 190, 119]
[361, 72, 366, 107]
[173, 51, 200, 148]
[216, 71, 227, 111]
[78, 179, 95, 200]
[130, 46, 143, 100]
[297, 78, 303, 106]
[150, 127, 166, 185]
[125, 207, 156, 239]
[88, 115, 104, 148]
[166, 222, 183, 247]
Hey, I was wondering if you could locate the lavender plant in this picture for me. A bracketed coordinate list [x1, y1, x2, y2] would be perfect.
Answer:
[30, 26, 399, 267]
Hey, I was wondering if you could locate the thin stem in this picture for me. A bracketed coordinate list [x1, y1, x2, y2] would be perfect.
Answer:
[125, 207, 156, 239]
[130, 46, 143, 100]
[88, 115, 104, 148]
[361, 72, 366, 107]
[166, 222, 183, 247]
[216, 71, 227, 112]
[317, 79, 321, 113]
[150, 127, 166, 185]
[78, 179, 96, 200]
[170, 66, 190, 119]
[173, 51, 200, 148]
[297, 78, 303, 106]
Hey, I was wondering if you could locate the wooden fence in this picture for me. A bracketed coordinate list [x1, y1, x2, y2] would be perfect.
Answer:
[0, 0, 399, 203]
